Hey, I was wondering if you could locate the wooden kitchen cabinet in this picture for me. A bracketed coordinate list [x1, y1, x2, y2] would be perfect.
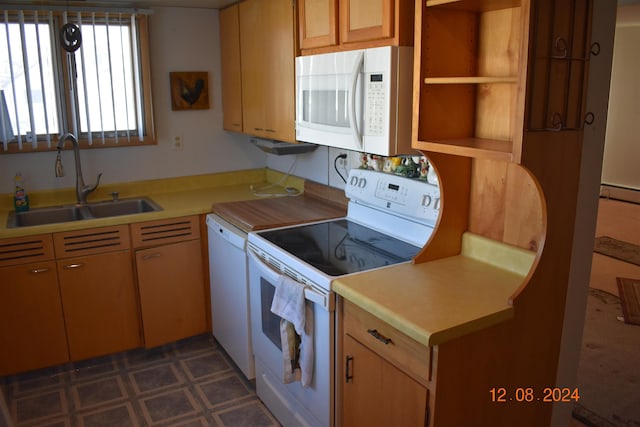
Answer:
[132, 216, 207, 348]
[239, 0, 296, 142]
[298, 0, 414, 55]
[54, 225, 141, 361]
[298, 0, 338, 51]
[0, 235, 69, 375]
[411, 0, 595, 163]
[407, 0, 614, 425]
[412, 0, 525, 162]
[219, 3, 243, 132]
[339, 299, 430, 427]
[340, 0, 394, 45]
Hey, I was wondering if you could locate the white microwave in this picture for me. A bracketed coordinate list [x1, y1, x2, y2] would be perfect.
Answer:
[295, 46, 413, 156]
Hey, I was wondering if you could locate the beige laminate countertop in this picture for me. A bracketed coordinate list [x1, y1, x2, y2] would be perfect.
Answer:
[0, 169, 303, 239]
[333, 234, 536, 347]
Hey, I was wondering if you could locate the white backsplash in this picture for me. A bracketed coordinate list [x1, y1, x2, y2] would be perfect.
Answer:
[265, 145, 363, 189]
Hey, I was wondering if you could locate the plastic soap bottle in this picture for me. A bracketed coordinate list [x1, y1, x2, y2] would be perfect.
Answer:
[13, 172, 30, 212]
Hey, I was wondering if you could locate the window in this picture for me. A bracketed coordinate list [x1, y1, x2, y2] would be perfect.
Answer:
[0, 6, 155, 153]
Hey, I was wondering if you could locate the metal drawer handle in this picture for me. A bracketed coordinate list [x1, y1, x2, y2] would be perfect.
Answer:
[345, 355, 354, 383]
[64, 263, 84, 269]
[367, 329, 392, 345]
[142, 253, 161, 261]
[30, 267, 50, 274]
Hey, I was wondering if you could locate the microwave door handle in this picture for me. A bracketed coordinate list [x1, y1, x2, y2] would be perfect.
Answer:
[349, 51, 364, 149]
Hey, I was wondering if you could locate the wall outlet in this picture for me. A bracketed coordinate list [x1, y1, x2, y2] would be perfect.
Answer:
[328, 147, 362, 189]
[172, 135, 184, 151]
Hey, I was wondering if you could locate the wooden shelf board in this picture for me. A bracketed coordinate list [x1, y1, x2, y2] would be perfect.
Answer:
[414, 137, 514, 161]
[424, 76, 518, 84]
[426, 0, 522, 12]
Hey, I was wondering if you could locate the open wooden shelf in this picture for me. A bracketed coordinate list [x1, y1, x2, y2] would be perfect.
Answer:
[424, 76, 518, 84]
[426, 0, 521, 11]
[414, 137, 514, 162]
[413, 0, 525, 161]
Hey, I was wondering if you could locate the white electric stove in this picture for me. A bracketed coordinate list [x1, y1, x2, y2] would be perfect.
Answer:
[247, 169, 440, 427]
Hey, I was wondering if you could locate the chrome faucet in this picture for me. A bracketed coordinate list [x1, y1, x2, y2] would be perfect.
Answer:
[55, 132, 102, 204]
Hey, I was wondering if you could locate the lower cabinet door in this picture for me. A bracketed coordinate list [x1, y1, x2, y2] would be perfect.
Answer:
[58, 250, 141, 361]
[135, 239, 207, 348]
[342, 335, 428, 427]
[0, 261, 69, 375]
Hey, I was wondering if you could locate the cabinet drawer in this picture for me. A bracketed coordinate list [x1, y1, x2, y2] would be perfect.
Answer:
[131, 215, 200, 249]
[0, 234, 54, 268]
[54, 225, 130, 259]
[343, 300, 430, 386]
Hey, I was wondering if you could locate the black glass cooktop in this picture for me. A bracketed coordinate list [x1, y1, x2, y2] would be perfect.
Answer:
[258, 219, 422, 276]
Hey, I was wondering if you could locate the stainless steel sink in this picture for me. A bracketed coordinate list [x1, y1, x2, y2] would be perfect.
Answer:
[6, 197, 162, 228]
[87, 198, 161, 218]
[7, 205, 85, 228]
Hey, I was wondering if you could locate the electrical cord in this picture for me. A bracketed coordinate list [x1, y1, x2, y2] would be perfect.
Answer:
[334, 153, 347, 183]
[250, 156, 299, 197]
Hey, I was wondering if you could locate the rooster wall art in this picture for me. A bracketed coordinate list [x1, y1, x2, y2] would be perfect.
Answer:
[170, 72, 210, 110]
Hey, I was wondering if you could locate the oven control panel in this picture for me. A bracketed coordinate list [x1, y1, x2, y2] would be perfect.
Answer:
[345, 169, 440, 225]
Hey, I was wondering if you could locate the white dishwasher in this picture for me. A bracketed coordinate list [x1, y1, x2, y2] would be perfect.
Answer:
[206, 214, 254, 379]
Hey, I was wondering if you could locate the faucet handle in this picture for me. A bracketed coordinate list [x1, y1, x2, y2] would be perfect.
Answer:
[83, 172, 102, 200]
[111, 191, 120, 202]
[90, 173, 102, 191]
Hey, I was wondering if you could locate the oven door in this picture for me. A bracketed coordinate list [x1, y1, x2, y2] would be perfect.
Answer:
[248, 249, 335, 427]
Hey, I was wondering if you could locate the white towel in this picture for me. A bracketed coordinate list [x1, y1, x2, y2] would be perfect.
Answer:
[270, 274, 314, 388]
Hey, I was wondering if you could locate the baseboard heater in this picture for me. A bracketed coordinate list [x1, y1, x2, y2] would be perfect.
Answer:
[600, 184, 640, 204]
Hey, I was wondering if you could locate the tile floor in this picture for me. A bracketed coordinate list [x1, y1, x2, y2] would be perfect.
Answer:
[0, 334, 279, 427]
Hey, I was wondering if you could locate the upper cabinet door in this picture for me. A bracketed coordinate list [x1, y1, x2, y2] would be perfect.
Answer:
[340, 0, 394, 45]
[240, 0, 296, 143]
[298, 0, 414, 55]
[219, 4, 243, 133]
[299, 0, 339, 50]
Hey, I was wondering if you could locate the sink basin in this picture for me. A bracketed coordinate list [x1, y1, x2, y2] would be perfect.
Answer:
[87, 198, 162, 218]
[7, 205, 85, 228]
[6, 197, 162, 228]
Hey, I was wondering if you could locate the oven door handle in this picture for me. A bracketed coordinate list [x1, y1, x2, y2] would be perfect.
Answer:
[248, 248, 331, 310]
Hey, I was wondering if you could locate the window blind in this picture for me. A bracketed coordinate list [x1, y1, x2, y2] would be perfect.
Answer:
[0, 5, 153, 152]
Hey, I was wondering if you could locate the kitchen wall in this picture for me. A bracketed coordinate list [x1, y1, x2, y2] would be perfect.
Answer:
[600, 4, 640, 196]
[0, 7, 266, 194]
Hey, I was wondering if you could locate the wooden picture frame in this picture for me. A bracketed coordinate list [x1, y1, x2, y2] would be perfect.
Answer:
[170, 71, 210, 110]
